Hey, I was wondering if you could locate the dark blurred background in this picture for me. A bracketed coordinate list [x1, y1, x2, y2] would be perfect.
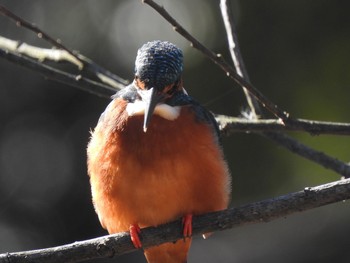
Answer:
[0, 0, 350, 262]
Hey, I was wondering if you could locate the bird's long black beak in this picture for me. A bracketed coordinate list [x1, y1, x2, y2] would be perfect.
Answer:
[142, 87, 163, 132]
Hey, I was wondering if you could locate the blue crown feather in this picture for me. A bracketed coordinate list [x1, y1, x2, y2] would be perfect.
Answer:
[135, 41, 183, 89]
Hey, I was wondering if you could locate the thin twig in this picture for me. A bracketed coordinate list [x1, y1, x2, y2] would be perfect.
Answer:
[218, 0, 350, 178]
[0, 36, 126, 90]
[145, 0, 350, 179]
[3, 39, 350, 136]
[263, 132, 350, 177]
[0, 5, 81, 66]
[265, 131, 350, 177]
[217, 115, 350, 136]
[0, 5, 129, 88]
[0, 36, 82, 67]
[0, 178, 349, 263]
[219, 0, 261, 116]
[0, 4, 349, 263]
[76, 53, 129, 88]
[2, 3, 350, 178]
[142, 0, 290, 122]
[0, 48, 117, 98]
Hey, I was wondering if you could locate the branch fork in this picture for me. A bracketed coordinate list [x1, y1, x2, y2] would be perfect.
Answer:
[0, 1, 350, 262]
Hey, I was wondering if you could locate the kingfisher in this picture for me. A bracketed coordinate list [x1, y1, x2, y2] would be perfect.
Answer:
[87, 40, 231, 263]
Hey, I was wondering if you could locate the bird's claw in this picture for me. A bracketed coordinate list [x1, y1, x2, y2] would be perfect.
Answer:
[182, 214, 193, 238]
[130, 224, 142, 249]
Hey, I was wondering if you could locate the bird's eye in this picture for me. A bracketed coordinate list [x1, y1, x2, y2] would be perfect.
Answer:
[135, 77, 147, 90]
[164, 79, 182, 95]
[162, 84, 175, 96]
[160, 81, 181, 100]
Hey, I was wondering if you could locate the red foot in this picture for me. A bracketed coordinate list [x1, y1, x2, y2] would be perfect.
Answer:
[182, 214, 193, 238]
[129, 224, 142, 249]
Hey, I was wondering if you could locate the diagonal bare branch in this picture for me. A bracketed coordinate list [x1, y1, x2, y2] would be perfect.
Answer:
[0, 3, 349, 263]
[0, 4, 129, 88]
[0, 48, 117, 98]
[0, 36, 126, 91]
[2, 36, 350, 137]
[218, 0, 350, 178]
[0, 5, 82, 66]
[219, 0, 261, 117]
[216, 115, 350, 136]
[2, 2, 350, 177]
[1, 178, 349, 263]
[142, 0, 290, 122]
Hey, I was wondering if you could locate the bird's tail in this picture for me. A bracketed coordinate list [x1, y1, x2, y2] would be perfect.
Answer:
[144, 238, 191, 263]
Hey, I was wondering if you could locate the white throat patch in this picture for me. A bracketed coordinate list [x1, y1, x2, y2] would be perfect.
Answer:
[126, 100, 181, 121]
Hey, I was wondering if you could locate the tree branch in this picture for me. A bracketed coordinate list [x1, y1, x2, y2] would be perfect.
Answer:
[1, 178, 349, 263]
[0, 3, 350, 263]
[0, 5, 81, 66]
[0, 48, 117, 98]
[218, 0, 350, 178]
[219, 0, 261, 117]
[2, 37, 350, 137]
[142, 0, 290, 122]
[0, 36, 83, 68]
[0, 5, 129, 89]
[217, 115, 350, 136]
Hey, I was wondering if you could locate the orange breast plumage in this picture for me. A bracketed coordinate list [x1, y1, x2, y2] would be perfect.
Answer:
[87, 98, 231, 233]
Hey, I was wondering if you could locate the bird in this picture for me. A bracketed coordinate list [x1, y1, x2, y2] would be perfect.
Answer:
[87, 40, 231, 263]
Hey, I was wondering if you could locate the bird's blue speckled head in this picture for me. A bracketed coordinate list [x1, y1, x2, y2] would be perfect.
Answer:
[134, 41, 183, 90]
